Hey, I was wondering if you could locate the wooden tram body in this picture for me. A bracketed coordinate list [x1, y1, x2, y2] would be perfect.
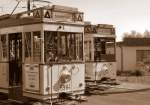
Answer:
[0, 5, 85, 102]
[84, 23, 116, 81]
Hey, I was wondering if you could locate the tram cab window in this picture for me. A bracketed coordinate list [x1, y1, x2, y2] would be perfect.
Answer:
[44, 31, 83, 63]
[0, 35, 7, 61]
[94, 38, 115, 62]
[33, 31, 41, 63]
[24, 32, 31, 63]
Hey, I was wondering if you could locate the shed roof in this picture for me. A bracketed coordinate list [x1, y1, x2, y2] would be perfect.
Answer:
[117, 38, 150, 46]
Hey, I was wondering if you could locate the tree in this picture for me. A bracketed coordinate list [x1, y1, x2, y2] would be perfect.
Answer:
[123, 30, 150, 39]
[130, 30, 137, 38]
[123, 32, 130, 38]
[144, 30, 150, 38]
[136, 32, 143, 38]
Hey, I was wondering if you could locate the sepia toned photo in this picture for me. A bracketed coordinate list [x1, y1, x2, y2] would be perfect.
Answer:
[0, 0, 150, 105]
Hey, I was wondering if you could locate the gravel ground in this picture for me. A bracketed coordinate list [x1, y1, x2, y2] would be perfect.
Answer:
[80, 90, 150, 105]
[2, 90, 150, 105]
[1, 76, 150, 105]
[117, 76, 150, 84]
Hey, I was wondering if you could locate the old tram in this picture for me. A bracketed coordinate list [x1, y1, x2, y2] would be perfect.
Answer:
[84, 23, 116, 82]
[0, 5, 85, 103]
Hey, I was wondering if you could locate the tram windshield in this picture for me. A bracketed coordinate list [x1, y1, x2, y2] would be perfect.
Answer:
[94, 38, 115, 62]
[44, 31, 83, 63]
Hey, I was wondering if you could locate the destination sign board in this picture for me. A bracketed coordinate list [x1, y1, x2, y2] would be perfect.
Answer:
[53, 11, 73, 22]
[85, 24, 115, 35]
[97, 28, 114, 35]
[32, 8, 83, 22]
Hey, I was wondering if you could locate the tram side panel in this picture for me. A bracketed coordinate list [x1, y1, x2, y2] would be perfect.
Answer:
[23, 64, 85, 99]
[85, 62, 116, 81]
[0, 63, 9, 93]
[71, 64, 85, 95]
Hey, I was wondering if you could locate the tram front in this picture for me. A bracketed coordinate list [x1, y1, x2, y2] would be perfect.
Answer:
[23, 5, 85, 100]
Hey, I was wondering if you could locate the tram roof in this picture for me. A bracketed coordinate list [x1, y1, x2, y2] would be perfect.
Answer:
[0, 5, 84, 28]
[84, 24, 115, 35]
[117, 37, 150, 46]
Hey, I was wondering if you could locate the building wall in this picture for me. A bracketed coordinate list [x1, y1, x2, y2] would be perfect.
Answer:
[116, 46, 150, 71]
[116, 46, 122, 71]
[122, 47, 136, 71]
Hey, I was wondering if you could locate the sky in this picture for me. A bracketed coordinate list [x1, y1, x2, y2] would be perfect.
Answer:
[1, 0, 150, 41]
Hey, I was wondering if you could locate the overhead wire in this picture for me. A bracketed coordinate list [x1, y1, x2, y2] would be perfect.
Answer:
[10, 0, 22, 15]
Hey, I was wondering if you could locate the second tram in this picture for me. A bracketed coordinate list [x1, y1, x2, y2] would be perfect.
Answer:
[84, 23, 116, 82]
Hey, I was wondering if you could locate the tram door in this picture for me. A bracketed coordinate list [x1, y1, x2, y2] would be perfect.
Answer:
[9, 33, 22, 100]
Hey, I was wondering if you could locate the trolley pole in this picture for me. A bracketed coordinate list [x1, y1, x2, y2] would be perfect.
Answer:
[27, 0, 31, 15]
[27, 0, 30, 12]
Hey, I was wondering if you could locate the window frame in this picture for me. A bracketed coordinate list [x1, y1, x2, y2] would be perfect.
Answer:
[24, 31, 43, 64]
[0, 34, 8, 61]
[94, 37, 116, 62]
[44, 31, 84, 64]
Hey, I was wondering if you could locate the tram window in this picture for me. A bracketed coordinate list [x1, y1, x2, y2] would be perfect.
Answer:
[24, 32, 31, 63]
[84, 41, 92, 61]
[101, 41, 106, 54]
[94, 38, 115, 62]
[59, 33, 83, 61]
[44, 31, 83, 63]
[0, 35, 7, 60]
[94, 38, 101, 61]
[33, 31, 41, 62]
[76, 34, 83, 60]
[44, 31, 58, 62]
[60, 35, 67, 56]
[106, 41, 115, 55]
